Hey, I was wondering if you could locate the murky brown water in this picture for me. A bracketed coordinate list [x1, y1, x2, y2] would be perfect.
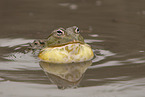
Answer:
[1, 0, 145, 97]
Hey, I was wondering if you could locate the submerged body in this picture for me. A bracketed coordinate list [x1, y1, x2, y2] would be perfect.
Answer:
[37, 26, 94, 63]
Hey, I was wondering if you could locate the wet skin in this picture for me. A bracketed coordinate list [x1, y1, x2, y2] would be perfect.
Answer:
[30, 26, 84, 49]
[30, 26, 94, 63]
[45, 26, 84, 47]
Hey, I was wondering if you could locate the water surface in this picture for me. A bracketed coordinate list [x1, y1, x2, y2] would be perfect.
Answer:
[0, 0, 145, 97]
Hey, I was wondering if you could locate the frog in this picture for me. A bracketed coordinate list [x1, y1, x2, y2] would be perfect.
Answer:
[30, 26, 94, 63]
[30, 26, 84, 48]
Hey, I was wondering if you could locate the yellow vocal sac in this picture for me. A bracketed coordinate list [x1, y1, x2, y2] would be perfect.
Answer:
[38, 43, 94, 63]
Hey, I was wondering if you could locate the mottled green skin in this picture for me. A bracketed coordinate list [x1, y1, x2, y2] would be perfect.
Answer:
[45, 26, 84, 47]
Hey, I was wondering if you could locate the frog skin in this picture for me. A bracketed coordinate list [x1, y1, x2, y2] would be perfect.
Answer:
[45, 26, 84, 47]
[30, 26, 83, 49]
[31, 26, 94, 63]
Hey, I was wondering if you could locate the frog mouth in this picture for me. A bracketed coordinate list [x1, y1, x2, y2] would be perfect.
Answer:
[50, 41, 85, 47]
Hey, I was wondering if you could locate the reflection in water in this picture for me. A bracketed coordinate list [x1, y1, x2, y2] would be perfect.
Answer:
[39, 61, 92, 89]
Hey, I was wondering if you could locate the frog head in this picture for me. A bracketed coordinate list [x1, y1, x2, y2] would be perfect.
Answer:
[45, 26, 84, 47]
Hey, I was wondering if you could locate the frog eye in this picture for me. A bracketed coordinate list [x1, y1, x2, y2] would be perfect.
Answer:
[57, 29, 64, 36]
[75, 27, 79, 34]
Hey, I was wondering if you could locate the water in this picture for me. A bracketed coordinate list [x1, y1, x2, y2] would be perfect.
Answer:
[0, 0, 145, 97]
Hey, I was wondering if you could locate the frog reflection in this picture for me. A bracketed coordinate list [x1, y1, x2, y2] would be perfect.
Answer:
[39, 61, 92, 89]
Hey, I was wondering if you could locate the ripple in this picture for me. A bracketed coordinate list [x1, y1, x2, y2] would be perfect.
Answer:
[0, 77, 5, 81]
[92, 49, 116, 63]
[89, 61, 123, 69]
[89, 34, 99, 37]
[1, 52, 40, 70]
[0, 38, 33, 47]
[3, 52, 38, 62]
[58, 3, 78, 10]
[84, 39, 103, 43]
[0, 78, 145, 97]
[125, 57, 145, 64]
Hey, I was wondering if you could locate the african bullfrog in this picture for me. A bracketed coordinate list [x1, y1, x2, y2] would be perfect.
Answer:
[31, 26, 94, 63]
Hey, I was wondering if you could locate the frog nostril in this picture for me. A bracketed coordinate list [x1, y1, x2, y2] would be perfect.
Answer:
[40, 42, 45, 45]
[58, 41, 60, 43]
